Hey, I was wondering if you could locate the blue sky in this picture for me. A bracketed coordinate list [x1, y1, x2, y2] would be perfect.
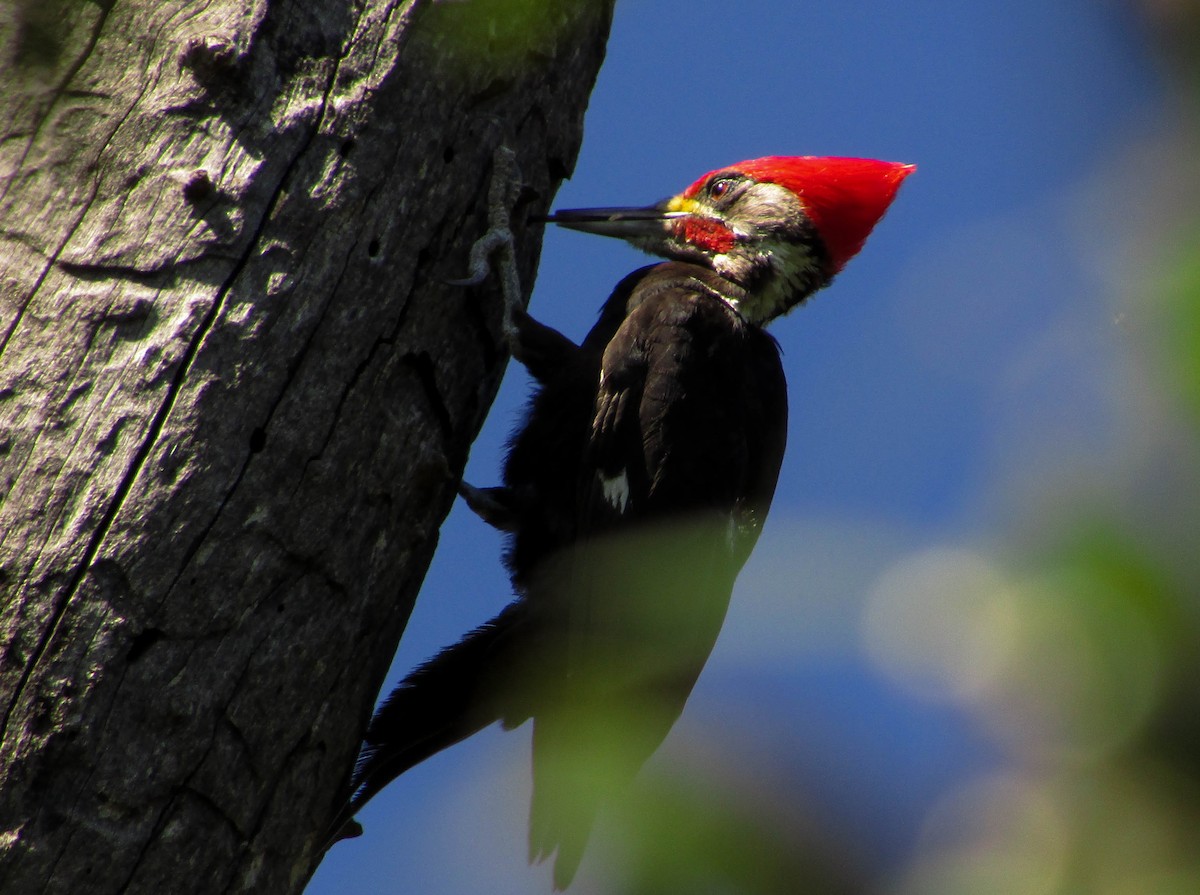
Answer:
[312, 1, 1169, 891]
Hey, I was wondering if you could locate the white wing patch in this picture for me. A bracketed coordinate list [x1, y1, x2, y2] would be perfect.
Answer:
[599, 469, 630, 513]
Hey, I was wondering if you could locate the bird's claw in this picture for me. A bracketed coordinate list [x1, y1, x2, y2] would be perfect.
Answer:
[447, 145, 525, 350]
[445, 227, 514, 287]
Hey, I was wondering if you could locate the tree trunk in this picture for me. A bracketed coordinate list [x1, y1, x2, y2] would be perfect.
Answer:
[0, 0, 613, 891]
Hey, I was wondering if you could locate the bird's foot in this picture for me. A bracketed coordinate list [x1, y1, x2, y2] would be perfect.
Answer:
[447, 145, 526, 351]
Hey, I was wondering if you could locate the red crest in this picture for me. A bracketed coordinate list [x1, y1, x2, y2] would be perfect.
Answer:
[684, 156, 915, 273]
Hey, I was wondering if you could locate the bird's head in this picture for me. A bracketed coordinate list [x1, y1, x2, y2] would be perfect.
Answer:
[544, 155, 914, 324]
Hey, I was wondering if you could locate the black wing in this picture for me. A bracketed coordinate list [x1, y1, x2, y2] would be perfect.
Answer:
[528, 265, 788, 887]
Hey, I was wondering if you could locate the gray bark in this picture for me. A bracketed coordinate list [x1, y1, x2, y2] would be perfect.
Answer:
[0, 0, 613, 891]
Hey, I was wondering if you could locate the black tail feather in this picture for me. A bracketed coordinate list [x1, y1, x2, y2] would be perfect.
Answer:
[323, 600, 529, 851]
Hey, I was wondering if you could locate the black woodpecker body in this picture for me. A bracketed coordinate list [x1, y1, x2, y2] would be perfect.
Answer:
[332, 155, 914, 888]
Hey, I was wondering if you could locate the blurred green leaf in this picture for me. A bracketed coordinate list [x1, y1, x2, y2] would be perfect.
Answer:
[1155, 227, 1200, 428]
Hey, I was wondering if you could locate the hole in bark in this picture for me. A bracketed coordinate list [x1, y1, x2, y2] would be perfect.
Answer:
[516, 185, 540, 210]
[15, 15, 65, 68]
[443, 145, 455, 163]
[249, 427, 267, 453]
[339, 138, 355, 158]
[127, 628, 164, 663]
[367, 238, 381, 258]
[182, 169, 214, 203]
[30, 701, 52, 735]
[179, 35, 238, 79]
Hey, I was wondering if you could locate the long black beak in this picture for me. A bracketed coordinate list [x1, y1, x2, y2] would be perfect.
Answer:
[537, 201, 688, 241]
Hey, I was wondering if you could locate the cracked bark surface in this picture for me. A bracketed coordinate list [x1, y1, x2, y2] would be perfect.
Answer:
[0, 0, 614, 891]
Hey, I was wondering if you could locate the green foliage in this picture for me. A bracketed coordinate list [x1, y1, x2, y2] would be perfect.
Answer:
[1155, 227, 1200, 428]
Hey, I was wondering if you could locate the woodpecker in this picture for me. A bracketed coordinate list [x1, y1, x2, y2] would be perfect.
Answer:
[331, 155, 913, 887]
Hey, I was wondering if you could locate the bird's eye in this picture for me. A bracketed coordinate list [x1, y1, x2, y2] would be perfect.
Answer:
[709, 178, 735, 199]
